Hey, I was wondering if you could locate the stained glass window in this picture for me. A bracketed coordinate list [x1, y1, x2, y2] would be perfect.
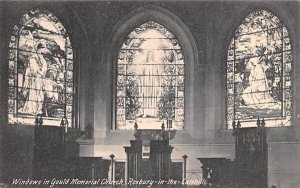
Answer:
[226, 10, 292, 128]
[8, 9, 74, 126]
[116, 21, 185, 130]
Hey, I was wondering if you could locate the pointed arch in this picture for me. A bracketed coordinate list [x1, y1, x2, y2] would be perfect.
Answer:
[226, 9, 292, 128]
[8, 9, 74, 126]
[105, 5, 198, 130]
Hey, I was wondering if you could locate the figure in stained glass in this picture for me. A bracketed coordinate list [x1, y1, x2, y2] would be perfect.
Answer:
[241, 49, 280, 109]
[8, 9, 73, 126]
[226, 10, 292, 128]
[116, 21, 184, 129]
[136, 50, 163, 118]
[19, 42, 49, 115]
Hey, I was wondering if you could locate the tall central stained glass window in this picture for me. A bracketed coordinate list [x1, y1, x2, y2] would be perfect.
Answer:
[226, 10, 292, 128]
[116, 21, 185, 130]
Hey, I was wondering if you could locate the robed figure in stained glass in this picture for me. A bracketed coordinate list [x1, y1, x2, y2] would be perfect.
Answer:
[116, 21, 185, 129]
[241, 49, 280, 109]
[8, 9, 74, 126]
[136, 50, 164, 118]
[226, 10, 292, 128]
[19, 42, 49, 115]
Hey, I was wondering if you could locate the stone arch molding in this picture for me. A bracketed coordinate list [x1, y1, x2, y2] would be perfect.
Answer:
[105, 5, 198, 133]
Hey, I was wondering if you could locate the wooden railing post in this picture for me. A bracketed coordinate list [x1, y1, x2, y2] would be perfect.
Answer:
[182, 155, 188, 184]
[110, 154, 115, 182]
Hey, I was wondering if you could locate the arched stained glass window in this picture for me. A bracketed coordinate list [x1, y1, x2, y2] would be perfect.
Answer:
[226, 10, 292, 128]
[8, 9, 74, 126]
[116, 21, 185, 130]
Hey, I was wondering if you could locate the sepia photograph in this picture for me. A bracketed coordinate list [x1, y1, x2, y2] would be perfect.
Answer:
[0, 0, 299, 187]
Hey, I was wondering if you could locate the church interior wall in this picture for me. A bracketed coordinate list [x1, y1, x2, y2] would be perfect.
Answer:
[0, 1, 300, 187]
